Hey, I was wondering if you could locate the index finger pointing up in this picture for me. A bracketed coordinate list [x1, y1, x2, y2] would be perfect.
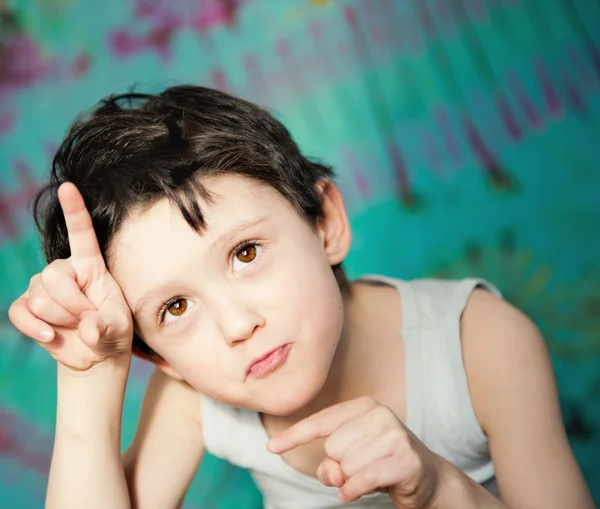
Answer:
[58, 182, 103, 261]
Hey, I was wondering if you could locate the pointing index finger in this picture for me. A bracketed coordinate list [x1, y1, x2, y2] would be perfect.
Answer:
[267, 398, 376, 454]
[58, 183, 103, 261]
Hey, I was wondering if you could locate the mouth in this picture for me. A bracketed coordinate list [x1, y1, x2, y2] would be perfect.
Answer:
[246, 344, 292, 380]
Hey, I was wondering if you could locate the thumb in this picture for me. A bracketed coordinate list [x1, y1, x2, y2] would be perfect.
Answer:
[317, 457, 344, 488]
[78, 310, 104, 348]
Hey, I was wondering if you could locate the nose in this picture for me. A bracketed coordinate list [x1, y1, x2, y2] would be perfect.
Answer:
[211, 294, 265, 346]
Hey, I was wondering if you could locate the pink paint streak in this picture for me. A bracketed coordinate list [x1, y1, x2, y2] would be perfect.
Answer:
[0, 160, 40, 243]
[463, 114, 510, 188]
[535, 58, 563, 117]
[563, 70, 586, 114]
[568, 46, 594, 88]
[0, 34, 56, 90]
[344, 150, 370, 198]
[423, 131, 443, 174]
[496, 92, 522, 140]
[243, 54, 268, 103]
[467, 0, 488, 20]
[435, 105, 461, 165]
[507, 73, 541, 130]
[69, 52, 91, 80]
[386, 139, 414, 206]
[0, 108, 15, 137]
[211, 68, 228, 92]
[0, 411, 52, 475]
[586, 43, 600, 81]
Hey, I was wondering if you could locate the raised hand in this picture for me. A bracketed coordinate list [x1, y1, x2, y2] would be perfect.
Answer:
[9, 182, 133, 371]
[267, 397, 441, 507]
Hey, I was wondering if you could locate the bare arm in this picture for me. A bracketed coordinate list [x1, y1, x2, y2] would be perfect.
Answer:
[461, 289, 595, 509]
[47, 363, 204, 509]
[9, 184, 204, 509]
[46, 357, 133, 509]
[123, 367, 204, 509]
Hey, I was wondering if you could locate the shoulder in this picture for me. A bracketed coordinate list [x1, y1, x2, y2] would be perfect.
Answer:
[139, 367, 204, 429]
[459, 288, 548, 432]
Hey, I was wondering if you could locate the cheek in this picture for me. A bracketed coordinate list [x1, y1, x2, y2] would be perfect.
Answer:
[160, 342, 237, 398]
[280, 247, 345, 343]
[308, 271, 345, 341]
[146, 323, 234, 386]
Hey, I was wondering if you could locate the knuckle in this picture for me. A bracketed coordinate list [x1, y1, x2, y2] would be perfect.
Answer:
[386, 425, 405, 445]
[371, 403, 394, 422]
[323, 437, 338, 459]
[28, 296, 47, 317]
[338, 457, 353, 479]
[41, 266, 60, 286]
[360, 468, 377, 487]
[28, 273, 40, 288]
[7, 300, 21, 324]
[43, 260, 73, 285]
[405, 449, 424, 475]
[358, 395, 378, 409]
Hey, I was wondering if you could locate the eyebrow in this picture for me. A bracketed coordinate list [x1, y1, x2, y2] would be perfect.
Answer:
[133, 283, 180, 321]
[209, 215, 268, 250]
[132, 215, 269, 320]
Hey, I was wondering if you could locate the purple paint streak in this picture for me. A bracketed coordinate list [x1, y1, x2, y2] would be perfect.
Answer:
[211, 68, 228, 92]
[131, 0, 246, 34]
[507, 73, 541, 130]
[110, 0, 246, 60]
[435, 105, 462, 165]
[68, 52, 91, 80]
[496, 92, 522, 140]
[463, 114, 512, 189]
[423, 131, 443, 174]
[110, 23, 176, 61]
[0, 161, 39, 244]
[243, 54, 266, 103]
[0, 34, 55, 90]
[0, 108, 15, 137]
[535, 58, 563, 117]
[386, 139, 414, 206]
[466, 0, 489, 21]
[563, 70, 587, 115]
[586, 42, 600, 81]
[568, 46, 595, 87]
[0, 411, 52, 476]
[344, 150, 370, 199]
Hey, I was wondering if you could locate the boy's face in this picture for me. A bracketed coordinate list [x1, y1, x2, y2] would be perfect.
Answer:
[109, 174, 351, 416]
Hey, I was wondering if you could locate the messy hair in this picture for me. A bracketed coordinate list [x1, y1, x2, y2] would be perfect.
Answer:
[34, 85, 349, 359]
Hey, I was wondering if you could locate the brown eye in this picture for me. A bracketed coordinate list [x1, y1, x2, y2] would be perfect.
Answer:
[167, 298, 188, 316]
[236, 244, 257, 264]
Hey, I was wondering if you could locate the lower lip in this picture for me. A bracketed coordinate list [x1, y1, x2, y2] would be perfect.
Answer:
[247, 344, 292, 379]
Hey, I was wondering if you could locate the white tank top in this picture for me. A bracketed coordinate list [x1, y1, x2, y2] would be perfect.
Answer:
[201, 277, 500, 508]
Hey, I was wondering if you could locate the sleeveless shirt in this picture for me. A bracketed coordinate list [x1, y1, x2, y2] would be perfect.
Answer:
[200, 277, 501, 508]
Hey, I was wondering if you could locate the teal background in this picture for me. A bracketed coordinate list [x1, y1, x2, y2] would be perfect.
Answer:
[1, 0, 599, 507]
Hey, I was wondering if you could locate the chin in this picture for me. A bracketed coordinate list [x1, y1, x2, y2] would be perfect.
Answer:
[258, 369, 328, 417]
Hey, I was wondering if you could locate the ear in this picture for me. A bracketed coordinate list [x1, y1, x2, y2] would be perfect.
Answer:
[316, 180, 352, 265]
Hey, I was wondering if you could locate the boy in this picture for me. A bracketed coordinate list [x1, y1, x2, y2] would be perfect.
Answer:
[9, 86, 595, 508]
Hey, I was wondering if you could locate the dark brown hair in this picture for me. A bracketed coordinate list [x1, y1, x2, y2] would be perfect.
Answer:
[34, 85, 348, 359]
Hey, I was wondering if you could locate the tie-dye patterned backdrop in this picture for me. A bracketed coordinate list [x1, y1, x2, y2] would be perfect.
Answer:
[1, 0, 599, 507]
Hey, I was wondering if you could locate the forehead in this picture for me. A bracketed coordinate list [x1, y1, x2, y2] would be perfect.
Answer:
[107, 174, 295, 271]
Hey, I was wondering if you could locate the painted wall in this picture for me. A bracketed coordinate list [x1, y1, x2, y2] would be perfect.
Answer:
[1, 1, 599, 506]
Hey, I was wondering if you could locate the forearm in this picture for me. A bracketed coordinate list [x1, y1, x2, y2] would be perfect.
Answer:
[46, 356, 132, 509]
[432, 458, 507, 509]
